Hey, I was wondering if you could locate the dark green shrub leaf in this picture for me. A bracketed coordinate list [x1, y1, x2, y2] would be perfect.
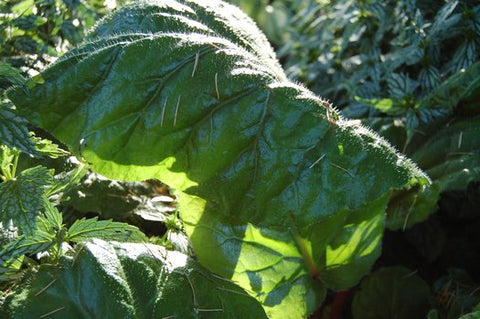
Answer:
[419, 62, 480, 112]
[6, 1, 429, 316]
[0, 166, 52, 234]
[352, 266, 431, 319]
[0, 239, 267, 318]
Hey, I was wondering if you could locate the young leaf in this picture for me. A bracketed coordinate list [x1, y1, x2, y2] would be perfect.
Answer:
[0, 239, 268, 318]
[36, 200, 64, 234]
[6, 1, 430, 317]
[67, 217, 146, 243]
[0, 166, 52, 234]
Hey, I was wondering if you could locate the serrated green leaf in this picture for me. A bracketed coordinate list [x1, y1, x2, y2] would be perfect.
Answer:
[0, 104, 38, 156]
[0, 231, 54, 273]
[0, 239, 267, 318]
[428, 0, 460, 42]
[36, 200, 64, 234]
[67, 217, 146, 243]
[6, 1, 430, 317]
[387, 72, 417, 98]
[0, 166, 52, 234]
[30, 134, 70, 158]
[419, 62, 480, 111]
[352, 266, 431, 319]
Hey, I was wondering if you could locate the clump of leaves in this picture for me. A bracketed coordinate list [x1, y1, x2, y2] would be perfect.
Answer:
[0, 0, 115, 76]
[0, 201, 145, 276]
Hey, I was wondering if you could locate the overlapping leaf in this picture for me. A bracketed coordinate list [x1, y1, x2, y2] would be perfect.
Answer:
[7, 0, 429, 317]
[0, 239, 267, 318]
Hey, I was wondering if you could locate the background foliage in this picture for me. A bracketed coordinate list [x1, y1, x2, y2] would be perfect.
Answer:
[0, 0, 479, 318]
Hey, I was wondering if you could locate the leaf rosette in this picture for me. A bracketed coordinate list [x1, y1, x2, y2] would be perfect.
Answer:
[7, 0, 430, 317]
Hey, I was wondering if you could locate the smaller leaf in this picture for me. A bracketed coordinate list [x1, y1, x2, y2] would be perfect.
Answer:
[36, 201, 64, 234]
[352, 266, 431, 319]
[67, 217, 146, 243]
[387, 73, 417, 98]
[0, 166, 52, 234]
[0, 231, 54, 273]
[418, 65, 441, 91]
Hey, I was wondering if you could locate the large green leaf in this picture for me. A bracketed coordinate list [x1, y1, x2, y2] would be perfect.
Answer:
[7, 0, 429, 317]
[0, 239, 267, 318]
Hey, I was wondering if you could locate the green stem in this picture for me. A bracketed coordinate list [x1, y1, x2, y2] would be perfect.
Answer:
[11, 152, 20, 178]
[292, 232, 319, 279]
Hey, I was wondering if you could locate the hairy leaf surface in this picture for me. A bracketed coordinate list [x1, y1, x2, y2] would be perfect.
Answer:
[7, 0, 429, 317]
[0, 239, 267, 318]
